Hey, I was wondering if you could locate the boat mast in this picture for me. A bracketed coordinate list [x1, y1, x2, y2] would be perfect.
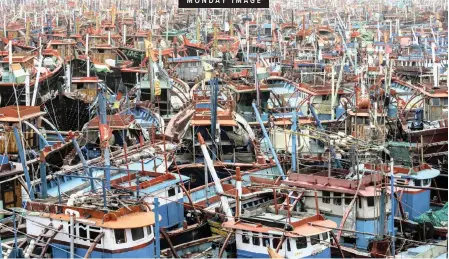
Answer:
[98, 85, 111, 190]
[252, 102, 286, 178]
[197, 133, 234, 221]
[210, 77, 218, 160]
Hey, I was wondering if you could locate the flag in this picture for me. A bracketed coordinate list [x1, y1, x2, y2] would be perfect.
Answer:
[99, 124, 112, 143]
[155, 80, 161, 96]
[144, 39, 152, 58]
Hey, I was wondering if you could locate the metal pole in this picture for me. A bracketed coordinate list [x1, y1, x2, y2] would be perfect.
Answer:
[330, 65, 335, 119]
[102, 179, 107, 209]
[390, 158, 395, 257]
[13, 213, 17, 258]
[254, 63, 260, 108]
[86, 34, 90, 77]
[70, 213, 75, 259]
[25, 72, 30, 106]
[291, 107, 298, 172]
[235, 167, 242, 218]
[379, 185, 386, 237]
[57, 176, 62, 206]
[13, 127, 34, 199]
[210, 78, 218, 160]
[31, 55, 43, 106]
[197, 133, 234, 220]
[98, 86, 111, 189]
[252, 102, 285, 178]
[154, 197, 160, 258]
[65, 64, 71, 92]
[39, 136, 47, 198]
[204, 162, 209, 206]
[136, 175, 140, 199]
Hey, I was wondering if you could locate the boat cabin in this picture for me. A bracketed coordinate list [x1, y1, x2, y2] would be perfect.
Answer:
[359, 163, 440, 219]
[223, 214, 335, 258]
[0, 52, 35, 85]
[271, 169, 391, 250]
[0, 106, 46, 155]
[84, 114, 137, 158]
[111, 170, 188, 230]
[167, 56, 204, 84]
[90, 44, 131, 68]
[25, 202, 156, 258]
[46, 39, 77, 61]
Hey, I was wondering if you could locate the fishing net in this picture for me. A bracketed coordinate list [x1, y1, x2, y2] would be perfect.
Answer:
[415, 203, 448, 227]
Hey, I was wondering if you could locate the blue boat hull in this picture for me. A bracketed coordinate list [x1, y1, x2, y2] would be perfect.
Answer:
[52, 242, 155, 258]
[236, 247, 331, 258]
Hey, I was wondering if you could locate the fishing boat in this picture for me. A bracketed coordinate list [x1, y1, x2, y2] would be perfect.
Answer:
[24, 198, 158, 258]
[0, 49, 63, 106]
[223, 213, 336, 258]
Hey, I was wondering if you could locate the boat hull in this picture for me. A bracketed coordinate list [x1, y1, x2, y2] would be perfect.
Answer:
[236, 247, 331, 258]
[0, 69, 63, 107]
[51, 241, 155, 258]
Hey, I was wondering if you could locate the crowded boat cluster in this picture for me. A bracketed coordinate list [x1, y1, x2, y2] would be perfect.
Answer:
[0, 0, 447, 258]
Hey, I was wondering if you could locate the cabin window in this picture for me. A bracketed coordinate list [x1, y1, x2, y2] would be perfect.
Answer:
[296, 237, 307, 249]
[242, 232, 250, 244]
[286, 238, 291, 251]
[168, 187, 176, 197]
[89, 226, 102, 244]
[272, 235, 281, 249]
[252, 234, 261, 246]
[333, 193, 342, 205]
[423, 179, 430, 186]
[322, 191, 330, 204]
[178, 185, 182, 194]
[367, 197, 375, 207]
[396, 179, 407, 185]
[442, 98, 448, 106]
[322, 95, 330, 101]
[131, 228, 145, 241]
[263, 236, 270, 247]
[78, 224, 88, 241]
[115, 229, 127, 244]
[146, 226, 152, 236]
[431, 98, 440, 106]
[345, 195, 352, 205]
[310, 234, 320, 246]
[414, 179, 422, 187]
[322, 232, 329, 242]
[358, 198, 362, 209]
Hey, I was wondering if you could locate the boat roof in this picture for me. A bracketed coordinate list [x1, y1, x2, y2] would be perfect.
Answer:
[191, 109, 237, 127]
[47, 39, 77, 45]
[88, 114, 135, 129]
[223, 214, 336, 237]
[167, 56, 202, 63]
[112, 167, 189, 194]
[71, 77, 104, 83]
[0, 53, 34, 63]
[0, 106, 46, 122]
[359, 163, 440, 180]
[26, 202, 157, 229]
[251, 168, 383, 197]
